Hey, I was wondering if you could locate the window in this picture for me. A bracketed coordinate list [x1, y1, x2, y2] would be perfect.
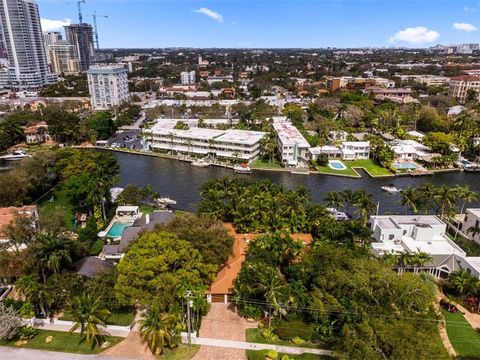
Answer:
[403, 230, 407, 235]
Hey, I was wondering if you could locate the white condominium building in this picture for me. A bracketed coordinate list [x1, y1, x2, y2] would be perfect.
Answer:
[272, 116, 310, 166]
[143, 119, 266, 161]
[448, 75, 480, 102]
[87, 65, 129, 110]
[181, 71, 196, 85]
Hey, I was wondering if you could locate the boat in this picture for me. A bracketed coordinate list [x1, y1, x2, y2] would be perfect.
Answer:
[191, 159, 211, 167]
[156, 197, 177, 206]
[233, 163, 252, 174]
[381, 184, 401, 193]
[0, 150, 31, 161]
[326, 207, 349, 221]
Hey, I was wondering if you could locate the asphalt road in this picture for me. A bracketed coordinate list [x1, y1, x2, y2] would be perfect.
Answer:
[0, 347, 135, 360]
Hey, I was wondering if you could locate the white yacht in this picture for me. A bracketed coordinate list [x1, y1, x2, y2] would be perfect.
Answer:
[0, 150, 31, 161]
[156, 197, 177, 206]
[381, 184, 401, 193]
[191, 159, 211, 167]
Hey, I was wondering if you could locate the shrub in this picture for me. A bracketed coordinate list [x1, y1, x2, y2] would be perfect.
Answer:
[276, 319, 314, 341]
[291, 336, 305, 345]
[265, 350, 278, 360]
[2, 299, 23, 311]
[17, 326, 39, 340]
[20, 302, 35, 318]
[0, 303, 23, 340]
[260, 327, 279, 341]
[238, 304, 263, 319]
[316, 153, 329, 167]
[90, 238, 104, 255]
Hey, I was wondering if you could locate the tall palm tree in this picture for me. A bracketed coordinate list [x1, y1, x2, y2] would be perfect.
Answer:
[324, 191, 344, 210]
[69, 294, 110, 347]
[36, 235, 72, 283]
[447, 270, 480, 296]
[139, 307, 179, 355]
[399, 187, 421, 214]
[353, 192, 375, 224]
[341, 189, 356, 215]
[433, 185, 457, 219]
[455, 185, 478, 215]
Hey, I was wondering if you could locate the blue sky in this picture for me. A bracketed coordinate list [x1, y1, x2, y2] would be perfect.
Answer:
[37, 0, 480, 48]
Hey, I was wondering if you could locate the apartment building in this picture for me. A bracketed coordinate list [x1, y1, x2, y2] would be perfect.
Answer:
[87, 65, 129, 110]
[396, 74, 450, 86]
[64, 24, 95, 71]
[0, 0, 56, 90]
[326, 76, 395, 92]
[448, 75, 480, 102]
[47, 41, 81, 75]
[272, 116, 310, 166]
[143, 119, 266, 161]
[181, 71, 196, 85]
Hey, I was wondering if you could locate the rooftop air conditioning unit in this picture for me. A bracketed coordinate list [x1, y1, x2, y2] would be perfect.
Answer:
[394, 240, 401, 245]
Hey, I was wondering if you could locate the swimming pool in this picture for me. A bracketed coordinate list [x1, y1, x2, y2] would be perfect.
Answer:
[392, 162, 417, 170]
[328, 160, 347, 170]
[107, 222, 132, 238]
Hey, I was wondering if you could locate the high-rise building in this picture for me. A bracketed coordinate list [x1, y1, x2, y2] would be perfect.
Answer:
[64, 24, 95, 71]
[47, 41, 81, 76]
[43, 31, 62, 47]
[180, 70, 196, 85]
[87, 64, 129, 110]
[0, 0, 56, 90]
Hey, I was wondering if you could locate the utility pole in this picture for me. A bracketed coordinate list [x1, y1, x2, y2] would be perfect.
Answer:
[185, 291, 193, 344]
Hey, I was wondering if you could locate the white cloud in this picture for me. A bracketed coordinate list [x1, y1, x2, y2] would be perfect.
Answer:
[389, 26, 439, 44]
[41, 18, 71, 31]
[194, 8, 224, 23]
[464, 6, 476, 12]
[453, 22, 478, 32]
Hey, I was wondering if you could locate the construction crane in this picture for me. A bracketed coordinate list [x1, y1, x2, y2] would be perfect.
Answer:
[67, 0, 86, 24]
[91, 11, 108, 50]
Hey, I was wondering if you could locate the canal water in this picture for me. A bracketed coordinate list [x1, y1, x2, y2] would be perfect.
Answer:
[113, 152, 480, 214]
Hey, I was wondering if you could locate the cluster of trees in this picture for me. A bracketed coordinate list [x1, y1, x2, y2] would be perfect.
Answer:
[198, 177, 330, 233]
[324, 189, 376, 224]
[399, 183, 477, 218]
[39, 75, 88, 97]
[114, 213, 233, 354]
[233, 234, 447, 359]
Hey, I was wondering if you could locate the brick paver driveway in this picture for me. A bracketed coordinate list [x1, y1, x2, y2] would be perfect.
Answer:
[192, 303, 257, 360]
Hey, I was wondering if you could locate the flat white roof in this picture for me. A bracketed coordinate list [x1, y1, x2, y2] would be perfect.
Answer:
[116, 206, 139, 212]
[215, 130, 266, 146]
[342, 141, 370, 147]
[273, 120, 310, 148]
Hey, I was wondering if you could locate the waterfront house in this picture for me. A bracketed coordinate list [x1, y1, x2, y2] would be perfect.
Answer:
[309, 141, 370, 161]
[24, 121, 50, 144]
[369, 215, 480, 278]
[390, 139, 434, 161]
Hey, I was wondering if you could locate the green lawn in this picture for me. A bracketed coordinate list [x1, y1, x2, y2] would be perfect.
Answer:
[252, 159, 284, 169]
[139, 205, 155, 214]
[246, 328, 319, 349]
[348, 159, 393, 177]
[315, 159, 391, 178]
[0, 329, 122, 354]
[159, 344, 200, 359]
[39, 189, 76, 230]
[442, 309, 480, 358]
[60, 310, 135, 326]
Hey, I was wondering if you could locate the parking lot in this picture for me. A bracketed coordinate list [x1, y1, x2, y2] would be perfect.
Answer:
[108, 129, 142, 150]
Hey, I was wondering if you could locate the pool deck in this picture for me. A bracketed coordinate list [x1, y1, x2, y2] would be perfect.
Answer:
[103, 215, 139, 239]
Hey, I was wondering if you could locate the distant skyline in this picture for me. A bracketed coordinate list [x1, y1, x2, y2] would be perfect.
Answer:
[37, 0, 480, 49]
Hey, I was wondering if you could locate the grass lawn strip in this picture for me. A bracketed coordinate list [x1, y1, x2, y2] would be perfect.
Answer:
[315, 165, 360, 178]
[442, 309, 480, 358]
[159, 344, 200, 359]
[246, 328, 319, 349]
[60, 310, 135, 326]
[252, 159, 284, 169]
[0, 329, 122, 354]
[348, 159, 393, 177]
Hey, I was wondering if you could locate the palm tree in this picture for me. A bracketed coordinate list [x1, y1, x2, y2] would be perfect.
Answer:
[36, 235, 72, 283]
[255, 268, 286, 324]
[447, 270, 480, 296]
[139, 307, 179, 355]
[434, 185, 457, 219]
[341, 189, 356, 215]
[324, 191, 343, 210]
[399, 187, 421, 214]
[468, 226, 480, 240]
[69, 294, 110, 348]
[353, 192, 375, 224]
[455, 185, 478, 215]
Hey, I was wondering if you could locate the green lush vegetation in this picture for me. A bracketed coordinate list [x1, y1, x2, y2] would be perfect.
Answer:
[246, 349, 323, 360]
[246, 328, 317, 349]
[158, 344, 200, 359]
[315, 164, 360, 177]
[348, 159, 392, 177]
[0, 329, 122, 354]
[252, 159, 284, 169]
[442, 309, 480, 358]
[60, 309, 135, 327]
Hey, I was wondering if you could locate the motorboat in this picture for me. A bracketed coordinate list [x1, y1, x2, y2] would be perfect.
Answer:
[233, 163, 252, 174]
[191, 159, 211, 167]
[0, 150, 31, 161]
[381, 184, 401, 193]
[326, 207, 349, 221]
[156, 197, 177, 206]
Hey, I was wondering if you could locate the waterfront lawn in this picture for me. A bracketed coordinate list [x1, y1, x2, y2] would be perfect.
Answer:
[39, 189, 75, 230]
[139, 204, 155, 214]
[159, 344, 200, 359]
[315, 164, 360, 177]
[0, 329, 122, 354]
[348, 159, 392, 177]
[252, 159, 284, 169]
[442, 309, 480, 358]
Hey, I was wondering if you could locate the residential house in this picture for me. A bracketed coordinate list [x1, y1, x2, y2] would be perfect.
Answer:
[390, 139, 435, 161]
[24, 121, 50, 144]
[340, 141, 370, 160]
[458, 208, 480, 244]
